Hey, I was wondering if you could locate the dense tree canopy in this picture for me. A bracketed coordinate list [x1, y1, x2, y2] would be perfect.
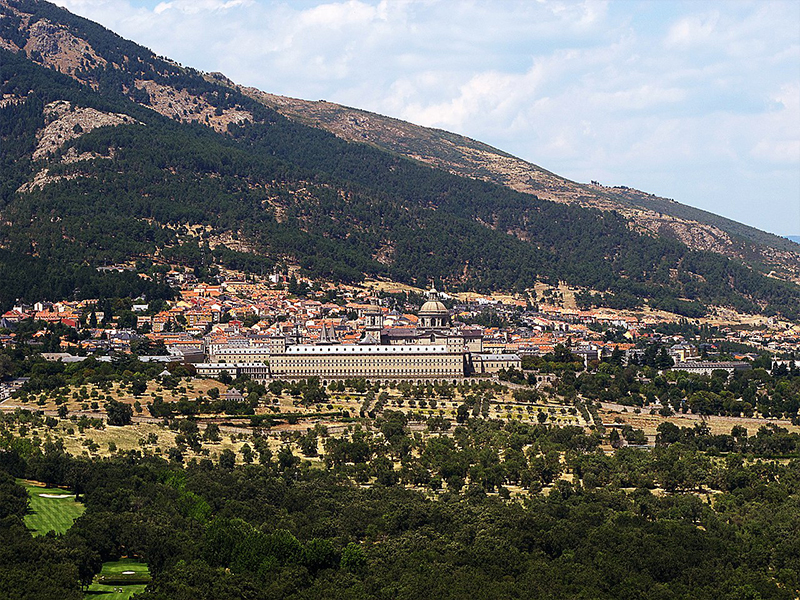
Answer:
[0, 416, 798, 600]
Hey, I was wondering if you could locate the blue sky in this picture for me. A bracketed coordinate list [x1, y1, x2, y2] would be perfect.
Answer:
[54, 0, 800, 236]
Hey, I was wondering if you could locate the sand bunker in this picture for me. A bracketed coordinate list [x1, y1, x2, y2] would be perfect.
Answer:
[121, 571, 136, 575]
[38, 493, 74, 499]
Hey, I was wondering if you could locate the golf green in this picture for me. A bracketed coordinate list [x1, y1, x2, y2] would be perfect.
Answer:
[85, 559, 151, 600]
[20, 480, 85, 536]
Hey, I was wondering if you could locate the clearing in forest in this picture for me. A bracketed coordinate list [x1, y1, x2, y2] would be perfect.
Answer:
[86, 558, 151, 600]
[20, 480, 85, 535]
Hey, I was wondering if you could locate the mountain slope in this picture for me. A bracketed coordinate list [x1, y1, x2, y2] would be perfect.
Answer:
[1, 0, 799, 319]
[239, 89, 800, 282]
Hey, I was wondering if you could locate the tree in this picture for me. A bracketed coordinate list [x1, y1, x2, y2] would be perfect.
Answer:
[277, 446, 299, 471]
[340, 542, 367, 572]
[0, 354, 13, 379]
[302, 381, 327, 405]
[609, 428, 622, 448]
[105, 399, 132, 426]
[131, 378, 147, 396]
[609, 347, 625, 366]
[301, 538, 337, 573]
[203, 423, 221, 442]
[656, 422, 681, 446]
[299, 431, 318, 457]
[219, 449, 236, 470]
[656, 348, 674, 369]
[168, 447, 183, 463]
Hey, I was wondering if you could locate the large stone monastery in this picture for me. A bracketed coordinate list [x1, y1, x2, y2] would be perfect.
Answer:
[196, 291, 520, 383]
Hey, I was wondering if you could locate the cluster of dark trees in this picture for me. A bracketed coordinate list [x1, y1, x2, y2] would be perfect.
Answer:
[0, 348, 166, 398]
[655, 421, 800, 456]
[517, 345, 800, 421]
[571, 362, 800, 420]
[267, 378, 328, 405]
[576, 291, 709, 318]
[148, 395, 258, 419]
[320, 414, 596, 492]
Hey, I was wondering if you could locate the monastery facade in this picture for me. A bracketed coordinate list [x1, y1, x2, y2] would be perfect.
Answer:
[196, 292, 520, 383]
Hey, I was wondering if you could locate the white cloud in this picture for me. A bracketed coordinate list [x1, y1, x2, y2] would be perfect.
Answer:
[665, 11, 719, 48]
[297, 0, 382, 28]
[591, 85, 686, 111]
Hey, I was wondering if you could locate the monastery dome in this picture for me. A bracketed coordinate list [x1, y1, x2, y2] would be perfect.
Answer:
[419, 299, 448, 314]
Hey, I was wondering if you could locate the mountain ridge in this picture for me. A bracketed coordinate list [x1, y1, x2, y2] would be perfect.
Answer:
[236, 87, 800, 276]
[1, 0, 799, 320]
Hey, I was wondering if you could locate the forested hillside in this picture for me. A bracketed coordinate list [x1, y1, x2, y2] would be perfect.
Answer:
[244, 86, 800, 280]
[1, 419, 799, 600]
[1, 0, 800, 318]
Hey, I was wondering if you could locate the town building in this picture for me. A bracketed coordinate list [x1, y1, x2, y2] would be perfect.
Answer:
[671, 361, 752, 376]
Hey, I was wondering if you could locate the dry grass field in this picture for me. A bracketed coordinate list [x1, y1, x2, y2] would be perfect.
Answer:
[2, 378, 228, 414]
[600, 404, 800, 439]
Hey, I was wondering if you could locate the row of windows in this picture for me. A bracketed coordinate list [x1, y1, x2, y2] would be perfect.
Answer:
[276, 369, 462, 376]
[274, 358, 461, 367]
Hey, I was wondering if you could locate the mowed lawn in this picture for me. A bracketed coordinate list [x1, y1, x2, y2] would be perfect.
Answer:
[86, 559, 151, 600]
[20, 480, 85, 535]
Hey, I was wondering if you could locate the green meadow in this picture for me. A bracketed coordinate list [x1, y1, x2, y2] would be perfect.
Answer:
[85, 559, 151, 600]
[20, 480, 85, 536]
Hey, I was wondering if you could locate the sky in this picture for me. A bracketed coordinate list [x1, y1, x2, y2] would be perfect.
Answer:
[52, 0, 800, 237]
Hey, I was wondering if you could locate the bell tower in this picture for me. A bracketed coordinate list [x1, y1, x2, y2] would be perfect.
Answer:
[364, 305, 383, 333]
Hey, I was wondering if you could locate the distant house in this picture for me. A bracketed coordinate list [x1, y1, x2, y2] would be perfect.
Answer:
[473, 353, 522, 374]
[41, 353, 87, 363]
[2, 309, 29, 324]
[672, 361, 751, 376]
[222, 387, 244, 401]
[668, 343, 699, 363]
[195, 362, 269, 382]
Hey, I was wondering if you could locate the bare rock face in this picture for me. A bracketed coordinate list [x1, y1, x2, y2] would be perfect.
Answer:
[60, 146, 115, 165]
[24, 18, 106, 80]
[131, 80, 251, 134]
[17, 167, 72, 193]
[32, 100, 139, 161]
[1, 1, 252, 135]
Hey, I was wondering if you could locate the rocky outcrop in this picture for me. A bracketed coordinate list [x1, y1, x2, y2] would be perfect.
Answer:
[16, 167, 77, 193]
[131, 79, 251, 134]
[32, 100, 138, 160]
[1, 3, 104, 79]
[23, 18, 106, 79]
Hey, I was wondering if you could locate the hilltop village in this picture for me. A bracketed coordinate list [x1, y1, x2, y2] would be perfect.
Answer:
[1, 263, 799, 448]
